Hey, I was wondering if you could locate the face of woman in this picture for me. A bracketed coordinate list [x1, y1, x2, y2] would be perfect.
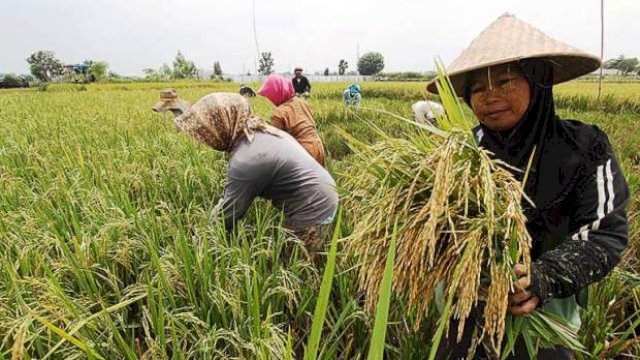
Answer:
[469, 64, 531, 131]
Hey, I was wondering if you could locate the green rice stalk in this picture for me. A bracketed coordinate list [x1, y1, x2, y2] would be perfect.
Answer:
[367, 220, 398, 360]
[304, 209, 342, 360]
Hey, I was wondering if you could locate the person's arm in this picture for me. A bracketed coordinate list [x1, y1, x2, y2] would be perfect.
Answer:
[212, 164, 263, 231]
[305, 77, 311, 92]
[271, 115, 285, 130]
[270, 108, 287, 131]
[530, 138, 629, 301]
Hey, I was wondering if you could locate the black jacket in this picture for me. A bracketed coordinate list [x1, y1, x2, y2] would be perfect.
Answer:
[469, 59, 629, 303]
[477, 120, 629, 301]
[292, 76, 311, 94]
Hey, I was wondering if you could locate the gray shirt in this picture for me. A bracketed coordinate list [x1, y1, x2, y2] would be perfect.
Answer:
[218, 129, 338, 229]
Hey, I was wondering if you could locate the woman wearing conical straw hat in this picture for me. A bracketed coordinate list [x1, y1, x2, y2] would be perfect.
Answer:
[427, 13, 629, 359]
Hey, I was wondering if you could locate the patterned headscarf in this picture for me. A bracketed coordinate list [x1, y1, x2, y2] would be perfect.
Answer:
[257, 74, 296, 106]
[173, 92, 277, 152]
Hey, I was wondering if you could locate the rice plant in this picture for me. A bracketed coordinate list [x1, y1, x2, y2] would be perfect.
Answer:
[0, 78, 637, 358]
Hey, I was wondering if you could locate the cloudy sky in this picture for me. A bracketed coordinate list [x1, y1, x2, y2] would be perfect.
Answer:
[1, 0, 638, 76]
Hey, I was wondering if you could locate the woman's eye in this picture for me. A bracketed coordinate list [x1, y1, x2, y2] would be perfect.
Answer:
[471, 85, 484, 94]
[499, 78, 515, 86]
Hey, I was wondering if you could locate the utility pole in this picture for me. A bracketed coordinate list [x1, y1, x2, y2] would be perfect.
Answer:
[597, 0, 604, 103]
[356, 42, 360, 77]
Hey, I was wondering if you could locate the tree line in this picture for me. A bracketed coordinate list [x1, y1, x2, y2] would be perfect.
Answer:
[603, 55, 640, 76]
[2, 50, 637, 89]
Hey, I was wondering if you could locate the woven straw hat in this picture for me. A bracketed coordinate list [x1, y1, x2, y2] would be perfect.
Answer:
[152, 89, 183, 113]
[160, 89, 178, 100]
[426, 13, 601, 95]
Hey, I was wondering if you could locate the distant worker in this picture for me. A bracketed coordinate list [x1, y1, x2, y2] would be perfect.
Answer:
[152, 89, 191, 131]
[258, 74, 326, 166]
[411, 100, 444, 125]
[239, 83, 257, 98]
[343, 84, 362, 107]
[292, 67, 311, 98]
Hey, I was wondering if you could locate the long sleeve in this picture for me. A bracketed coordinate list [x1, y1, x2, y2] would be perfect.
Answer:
[271, 111, 287, 131]
[530, 148, 630, 300]
[213, 163, 265, 231]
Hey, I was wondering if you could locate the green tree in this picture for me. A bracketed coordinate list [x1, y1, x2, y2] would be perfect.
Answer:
[603, 57, 621, 70]
[258, 52, 274, 75]
[324, 67, 330, 76]
[618, 58, 639, 76]
[172, 51, 197, 79]
[160, 63, 172, 78]
[26, 50, 63, 81]
[0, 74, 27, 88]
[83, 60, 109, 82]
[143, 66, 169, 81]
[357, 52, 385, 75]
[338, 59, 348, 75]
[213, 61, 223, 76]
[142, 68, 160, 81]
[604, 55, 640, 76]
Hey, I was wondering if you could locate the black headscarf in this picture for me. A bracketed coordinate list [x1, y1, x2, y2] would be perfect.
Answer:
[464, 59, 564, 202]
[464, 58, 555, 179]
[464, 59, 577, 257]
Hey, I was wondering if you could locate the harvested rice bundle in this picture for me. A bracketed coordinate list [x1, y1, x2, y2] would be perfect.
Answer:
[341, 64, 583, 358]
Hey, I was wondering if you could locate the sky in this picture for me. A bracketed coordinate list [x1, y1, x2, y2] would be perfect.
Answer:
[1, 0, 638, 76]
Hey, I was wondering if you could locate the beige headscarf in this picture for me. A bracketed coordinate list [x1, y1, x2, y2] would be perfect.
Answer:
[173, 92, 277, 152]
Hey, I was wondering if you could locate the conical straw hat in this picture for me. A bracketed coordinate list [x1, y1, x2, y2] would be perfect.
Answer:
[427, 13, 601, 95]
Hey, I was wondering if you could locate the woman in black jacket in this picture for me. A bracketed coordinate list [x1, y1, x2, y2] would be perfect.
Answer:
[427, 13, 629, 359]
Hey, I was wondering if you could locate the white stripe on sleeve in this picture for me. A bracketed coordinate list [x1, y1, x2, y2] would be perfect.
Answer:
[592, 164, 607, 232]
[606, 159, 614, 214]
[572, 161, 612, 241]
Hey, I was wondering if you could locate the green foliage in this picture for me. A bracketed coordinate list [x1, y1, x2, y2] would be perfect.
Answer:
[367, 221, 398, 360]
[26, 50, 63, 81]
[83, 60, 109, 82]
[376, 71, 436, 81]
[142, 68, 162, 81]
[213, 61, 223, 77]
[357, 52, 385, 75]
[143, 60, 187, 82]
[172, 51, 197, 79]
[258, 52, 275, 75]
[213, 63, 221, 76]
[338, 60, 348, 75]
[604, 55, 640, 76]
[0, 74, 29, 88]
[304, 211, 342, 360]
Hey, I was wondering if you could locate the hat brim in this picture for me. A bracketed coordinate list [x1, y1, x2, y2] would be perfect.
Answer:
[426, 54, 601, 96]
[152, 99, 181, 113]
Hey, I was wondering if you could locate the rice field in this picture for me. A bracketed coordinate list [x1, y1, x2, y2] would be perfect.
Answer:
[0, 80, 638, 359]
